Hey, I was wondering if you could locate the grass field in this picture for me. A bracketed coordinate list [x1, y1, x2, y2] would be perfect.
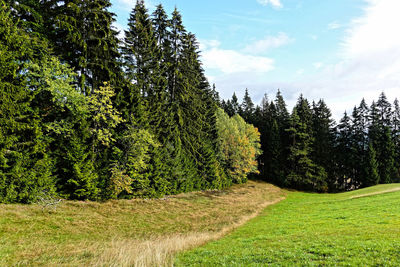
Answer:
[0, 180, 284, 266]
[176, 184, 400, 266]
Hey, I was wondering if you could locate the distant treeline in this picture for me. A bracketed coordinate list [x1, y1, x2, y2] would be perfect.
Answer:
[0, 0, 261, 203]
[222, 90, 400, 192]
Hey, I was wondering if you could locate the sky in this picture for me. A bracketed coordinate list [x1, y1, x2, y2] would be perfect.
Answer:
[110, 0, 400, 121]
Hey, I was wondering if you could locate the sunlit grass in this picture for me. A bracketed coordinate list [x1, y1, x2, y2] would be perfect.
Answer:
[176, 184, 400, 266]
[0, 180, 284, 266]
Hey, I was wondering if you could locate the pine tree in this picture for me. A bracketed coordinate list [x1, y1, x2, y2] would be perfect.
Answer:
[54, 0, 121, 94]
[392, 99, 400, 178]
[376, 92, 392, 128]
[231, 93, 240, 115]
[364, 143, 379, 186]
[286, 108, 327, 192]
[0, 3, 56, 203]
[335, 111, 353, 190]
[240, 88, 255, 123]
[351, 99, 369, 187]
[311, 99, 336, 188]
[295, 94, 313, 135]
[378, 127, 397, 184]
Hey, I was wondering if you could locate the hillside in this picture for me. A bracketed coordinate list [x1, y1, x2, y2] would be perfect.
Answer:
[0, 181, 283, 266]
[176, 184, 400, 266]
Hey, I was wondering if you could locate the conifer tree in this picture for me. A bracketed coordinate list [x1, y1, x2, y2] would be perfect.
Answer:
[376, 92, 392, 127]
[336, 111, 353, 190]
[286, 108, 327, 192]
[364, 143, 380, 186]
[231, 93, 240, 115]
[378, 127, 397, 184]
[392, 99, 400, 177]
[295, 95, 313, 135]
[241, 88, 255, 123]
[274, 90, 290, 183]
[0, 3, 56, 203]
[311, 99, 336, 187]
[55, 0, 121, 94]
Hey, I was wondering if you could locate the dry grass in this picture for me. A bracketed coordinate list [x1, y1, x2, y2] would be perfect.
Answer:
[0, 181, 284, 266]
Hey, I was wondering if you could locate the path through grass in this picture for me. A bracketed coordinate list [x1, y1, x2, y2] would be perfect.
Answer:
[176, 184, 400, 266]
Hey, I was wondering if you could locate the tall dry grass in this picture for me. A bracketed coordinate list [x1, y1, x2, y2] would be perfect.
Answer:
[91, 197, 284, 267]
[0, 181, 284, 266]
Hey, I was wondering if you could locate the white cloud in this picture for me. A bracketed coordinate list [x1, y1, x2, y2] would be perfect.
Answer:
[256, 0, 283, 9]
[243, 32, 292, 54]
[328, 21, 342, 30]
[343, 0, 400, 59]
[199, 39, 221, 51]
[291, 0, 400, 120]
[313, 62, 323, 69]
[202, 47, 275, 74]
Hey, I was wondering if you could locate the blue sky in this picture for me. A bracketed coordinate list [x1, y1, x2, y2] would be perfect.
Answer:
[110, 0, 400, 120]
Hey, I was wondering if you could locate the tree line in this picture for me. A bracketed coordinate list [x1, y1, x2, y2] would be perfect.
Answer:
[0, 0, 260, 203]
[222, 89, 400, 192]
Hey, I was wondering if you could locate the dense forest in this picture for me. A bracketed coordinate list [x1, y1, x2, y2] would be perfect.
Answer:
[222, 90, 400, 192]
[0, 0, 261, 203]
[1, 0, 399, 204]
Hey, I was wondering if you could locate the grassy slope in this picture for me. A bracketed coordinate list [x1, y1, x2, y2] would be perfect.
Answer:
[0, 181, 284, 266]
[176, 184, 400, 266]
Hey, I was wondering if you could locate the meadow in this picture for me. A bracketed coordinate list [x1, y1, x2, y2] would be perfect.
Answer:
[0, 181, 283, 266]
[176, 184, 400, 266]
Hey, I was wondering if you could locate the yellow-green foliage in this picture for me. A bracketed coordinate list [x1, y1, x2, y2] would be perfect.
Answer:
[216, 108, 261, 183]
[87, 82, 124, 148]
[107, 163, 133, 199]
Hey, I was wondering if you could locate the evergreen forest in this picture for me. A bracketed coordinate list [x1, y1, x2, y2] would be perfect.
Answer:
[1, 0, 399, 204]
[222, 89, 400, 192]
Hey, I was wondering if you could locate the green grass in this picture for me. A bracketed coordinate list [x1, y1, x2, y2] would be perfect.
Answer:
[0, 181, 283, 266]
[176, 184, 400, 266]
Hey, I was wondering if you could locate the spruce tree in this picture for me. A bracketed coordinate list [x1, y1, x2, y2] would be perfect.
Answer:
[54, 0, 121, 94]
[0, 4, 55, 202]
[392, 99, 400, 178]
[336, 111, 353, 190]
[231, 93, 240, 115]
[378, 127, 397, 184]
[364, 143, 380, 186]
[311, 99, 336, 188]
[241, 88, 255, 123]
[286, 108, 328, 192]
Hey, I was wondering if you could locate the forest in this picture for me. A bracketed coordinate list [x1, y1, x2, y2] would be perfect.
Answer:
[222, 90, 400, 192]
[1, 0, 399, 204]
[0, 0, 260, 203]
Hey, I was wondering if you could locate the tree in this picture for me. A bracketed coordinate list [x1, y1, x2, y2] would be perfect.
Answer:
[54, 0, 121, 94]
[231, 93, 240, 115]
[240, 88, 255, 123]
[335, 111, 353, 190]
[378, 127, 397, 184]
[311, 99, 336, 185]
[285, 108, 328, 192]
[216, 108, 261, 184]
[0, 3, 55, 203]
[87, 83, 124, 150]
[392, 99, 400, 177]
[364, 143, 379, 186]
